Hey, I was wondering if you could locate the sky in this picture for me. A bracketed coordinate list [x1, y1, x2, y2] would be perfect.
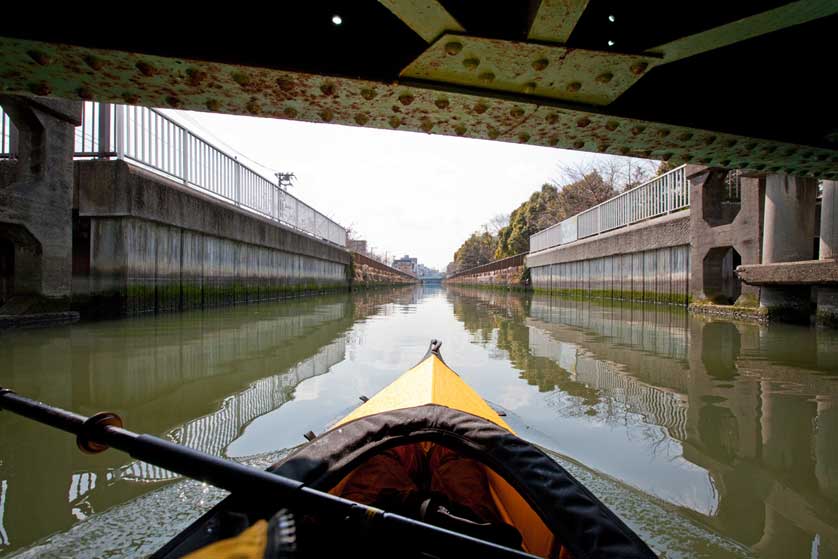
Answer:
[163, 109, 651, 271]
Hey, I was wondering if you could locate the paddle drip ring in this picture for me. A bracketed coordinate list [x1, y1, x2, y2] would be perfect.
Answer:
[77, 411, 123, 454]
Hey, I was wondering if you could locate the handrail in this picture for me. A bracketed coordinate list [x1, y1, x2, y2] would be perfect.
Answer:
[0, 102, 347, 247]
[446, 253, 526, 280]
[352, 251, 417, 280]
[529, 165, 689, 253]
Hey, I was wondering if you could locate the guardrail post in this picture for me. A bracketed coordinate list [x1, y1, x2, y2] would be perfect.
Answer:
[113, 105, 124, 160]
[235, 163, 242, 207]
[181, 128, 189, 185]
[97, 103, 111, 157]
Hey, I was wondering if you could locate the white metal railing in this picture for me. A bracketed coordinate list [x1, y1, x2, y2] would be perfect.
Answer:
[0, 102, 347, 247]
[530, 165, 688, 253]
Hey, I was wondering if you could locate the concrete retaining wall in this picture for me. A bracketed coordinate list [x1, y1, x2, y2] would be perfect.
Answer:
[351, 252, 417, 288]
[527, 212, 691, 304]
[445, 265, 525, 289]
[75, 160, 350, 315]
[529, 245, 691, 304]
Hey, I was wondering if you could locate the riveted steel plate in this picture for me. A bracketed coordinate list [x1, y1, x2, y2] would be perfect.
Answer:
[528, 0, 590, 44]
[0, 37, 835, 179]
[401, 34, 661, 106]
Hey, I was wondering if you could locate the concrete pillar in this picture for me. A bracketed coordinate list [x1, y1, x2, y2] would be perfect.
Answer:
[760, 174, 818, 321]
[0, 95, 81, 311]
[817, 180, 838, 326]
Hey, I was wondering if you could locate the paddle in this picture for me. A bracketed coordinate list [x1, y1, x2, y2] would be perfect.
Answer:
[0, 388, 538, 559]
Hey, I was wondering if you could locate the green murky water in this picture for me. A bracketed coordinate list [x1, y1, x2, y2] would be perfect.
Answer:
[1, 286, 836, 558]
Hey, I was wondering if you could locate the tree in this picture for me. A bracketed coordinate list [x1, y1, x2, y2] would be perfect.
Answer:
[554, 156, 657, 195]
[494, 184, 564, 258]
[452, 231, 496, 272]
[483, 213, 509, 235]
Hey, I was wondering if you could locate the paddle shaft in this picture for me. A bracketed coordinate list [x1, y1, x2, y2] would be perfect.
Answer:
[0, 389, 538, 559]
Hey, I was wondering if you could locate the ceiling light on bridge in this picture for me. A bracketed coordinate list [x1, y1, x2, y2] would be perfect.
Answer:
[331, 14, 343, 26]
[608, 14, 615, 23]
[607, 40, 615, 47]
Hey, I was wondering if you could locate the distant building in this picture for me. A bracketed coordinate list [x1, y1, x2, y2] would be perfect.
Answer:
[417, 263, 441, 278]
[348, 239, 368, 255]
[393, 255, 418, 276]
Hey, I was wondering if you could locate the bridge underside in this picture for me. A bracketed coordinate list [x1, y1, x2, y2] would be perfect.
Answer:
[0, 1, 836, 177]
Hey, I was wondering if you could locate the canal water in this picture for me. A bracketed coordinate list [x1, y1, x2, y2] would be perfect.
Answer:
[1, 285, 836, 558]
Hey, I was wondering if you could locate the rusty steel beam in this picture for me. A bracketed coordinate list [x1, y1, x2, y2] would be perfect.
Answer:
[528, 0, 590, 44]
[378, 0, 464, 43]
[0, 36, 835, 179]
[401, 34, 660, 106]
[648, 0, 838, 64]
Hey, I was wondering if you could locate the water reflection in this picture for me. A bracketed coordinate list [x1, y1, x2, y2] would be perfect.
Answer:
[0, 288, 409, 555]
[2, 285, 838, 558]
[448, 286, 838, 558]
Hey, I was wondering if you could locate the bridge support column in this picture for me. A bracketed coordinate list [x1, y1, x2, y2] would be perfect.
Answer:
[0, 95, 81, 312]
[817, 180, 838, 326]
[759, 174, 817, 322]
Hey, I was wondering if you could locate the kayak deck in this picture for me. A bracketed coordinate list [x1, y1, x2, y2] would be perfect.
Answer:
[335, 350, 512, 431]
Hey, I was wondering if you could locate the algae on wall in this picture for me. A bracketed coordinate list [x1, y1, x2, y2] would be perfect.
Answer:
[530, 245, 690, 306]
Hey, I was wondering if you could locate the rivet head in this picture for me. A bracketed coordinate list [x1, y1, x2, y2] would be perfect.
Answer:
[283, 106, 298, 118]
[388, 116, 401, 128]
[523, 82, 537, 94]
[84, 55, 104, 71]
[169, 96, 184, 109]
[354, 113, 369, 126]
[573, 140, 585, 149]
[206, 99, 221, 111]
[630, 62, 649, 75]
[77, 87, 93, 100]
[276, 78, 294, 92]
[605, 121, 619, 131]
[136, 61, 157, 77]
[657, 129, 670, 138]
[245, 100, 260, 114]
[566, 82, 582, 93]
[546, 113, 559, 125]
[487, 126, 500, 140]
[548, 136, 559, 146]
[360, 88, 376, 100]
[29, 82, 51, 96]
[398, 94, 414, 106]
[27, 50, 50, 65]
[319, 109, 334, 122]
[596, 72, 613, 84]
[511, 107, 525, 118]
[618, 146, 630, 155]
[463, 58, 480, 71]
[421, 119, 434, 133]
[231, 72, 251, 87]
[478, 72, 495, 83]
[473, 103, 488, 115]
[122, 92, 140, 104]
[532, 58, 549, 71]
[518, 133, 530, 143]
[435, 98, 450, 110]
[454, 125, 467, 136]
[320, 83, 336, 96]
[630, 126, 645, 136]
[576, 117, 591, 128]
[679, 132, 693, 142]
[597, 143, 610, 153]
[445, 41, 463, 56]
[186, 69, 208, 87]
